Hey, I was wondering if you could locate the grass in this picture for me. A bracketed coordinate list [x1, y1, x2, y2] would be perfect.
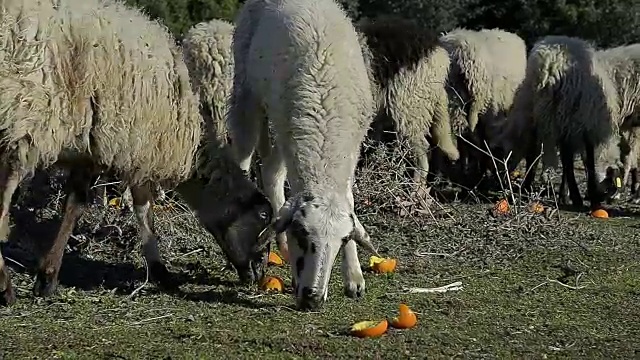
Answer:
[1, 141, 639, 359]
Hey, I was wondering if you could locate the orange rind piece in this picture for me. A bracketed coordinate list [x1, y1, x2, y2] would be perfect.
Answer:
[268, 252, 285, 266]
[493, 199, 509, 214]
[389, 303, 418, 329]
[529, 201, 545, 214]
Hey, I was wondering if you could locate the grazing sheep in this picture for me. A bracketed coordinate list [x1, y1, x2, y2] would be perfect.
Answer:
[438, 28, 527, 187]
[596, 44, 640, 199]
[229, 0, 379, 311]
[0, 0, 272, 306]
[356, 16, 460, 195]
[495, 35, 621, 209]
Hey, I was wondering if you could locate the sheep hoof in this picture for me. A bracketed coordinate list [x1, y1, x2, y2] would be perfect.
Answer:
[149, 261, 179, 290]
[343, 274, 366, 299]
[33, 270, 59, 298]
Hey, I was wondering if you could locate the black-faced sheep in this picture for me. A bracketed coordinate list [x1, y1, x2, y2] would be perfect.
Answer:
[438, 28, 527, 188]
[496, 35, 621, 209]
[228, 0, 379, 311]
[0, 0, 272, 306]
[356, 16, 460, 197]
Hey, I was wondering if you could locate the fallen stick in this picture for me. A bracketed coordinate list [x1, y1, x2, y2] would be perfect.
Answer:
[403, 281, 463, 294]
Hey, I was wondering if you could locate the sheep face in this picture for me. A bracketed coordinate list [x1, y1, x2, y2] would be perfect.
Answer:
[184, 179, 274, 284]
[271, 194, 353, 311]
[214, 192, 273, 283]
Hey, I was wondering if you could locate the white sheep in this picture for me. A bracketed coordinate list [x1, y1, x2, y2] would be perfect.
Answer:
[438, 28, 527, 187]
[495, 35, 621, 209]
[228, 0, 379, 311]
[0, 0, 273, 306]
[356, 16, 460, 197]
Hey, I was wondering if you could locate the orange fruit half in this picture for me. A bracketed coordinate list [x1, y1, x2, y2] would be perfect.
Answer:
[259, 276, 284, 292]
[369, 256, 397, 274]
[350, 320, 388, 338]
[591, 209, 609, 218]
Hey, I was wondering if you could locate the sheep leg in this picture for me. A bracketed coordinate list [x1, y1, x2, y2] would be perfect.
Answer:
[129, 182, 178, 290]
[34, 168, 94, 298]
[258, 126, 289, 262]
[631, 168, 639, 194]
[558, 169, 569, 205]
[631, 168, 640, 203]
[583, 141, 604, 210]
[341, 239, 364, 299]
[559, 144, 583, 208]
[521, 140, 541, 193]
[0, 165, 22, 306]
[228, 89, 263, 177]
[407, 135, 431, 201]
[121, 186, 134, 212]
[341, 184, 367, 298]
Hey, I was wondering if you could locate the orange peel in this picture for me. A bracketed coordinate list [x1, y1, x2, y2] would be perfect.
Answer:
[591, 209, 609, 218]
[493, 199, 509, 214]
[369, 256, 397, 274]
[259, 276, 284, 292]
[350, 319, 388, 338]
[389, 303, 418, 329]
[268, 252, 285, 266]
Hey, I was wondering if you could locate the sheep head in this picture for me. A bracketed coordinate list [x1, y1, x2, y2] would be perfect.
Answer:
[176, 176, 273, 284]
[255, 192, 376, 311]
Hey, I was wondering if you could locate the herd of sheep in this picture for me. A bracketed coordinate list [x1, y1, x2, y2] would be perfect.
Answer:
[0, 0, 639, 311]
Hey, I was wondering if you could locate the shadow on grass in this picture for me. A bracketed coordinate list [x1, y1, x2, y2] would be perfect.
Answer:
[3, 243, 275, 309]
[3, 197, 269, 310]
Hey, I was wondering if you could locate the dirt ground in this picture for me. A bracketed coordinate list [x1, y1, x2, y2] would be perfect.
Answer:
[1, 143, 639, 359]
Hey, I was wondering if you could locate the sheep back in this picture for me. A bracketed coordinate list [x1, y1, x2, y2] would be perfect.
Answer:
[234, 0, 375, 193]
[358, 17, 459, 161]
[440, 28, 527, 133]
[182, 19, 235, 144]
[503, 35, 619, 169]
[596, 44, 640, 127]
[0, 0, 201, 187]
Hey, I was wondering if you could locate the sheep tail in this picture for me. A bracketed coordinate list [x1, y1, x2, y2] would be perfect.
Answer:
[467, 99, 481, 132]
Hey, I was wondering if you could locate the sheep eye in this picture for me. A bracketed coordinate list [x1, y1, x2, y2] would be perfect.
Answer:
[259, 211, 269, 220]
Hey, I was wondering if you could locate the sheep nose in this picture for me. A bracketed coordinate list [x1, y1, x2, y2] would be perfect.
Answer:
[297, 287, 324, 311]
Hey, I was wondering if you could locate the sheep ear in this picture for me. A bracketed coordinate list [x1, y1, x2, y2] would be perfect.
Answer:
[274, 197, 297, 234]
[256, 225, 276, 251]
[255, 199, 294, 251]
[350, 213, 380, 257]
